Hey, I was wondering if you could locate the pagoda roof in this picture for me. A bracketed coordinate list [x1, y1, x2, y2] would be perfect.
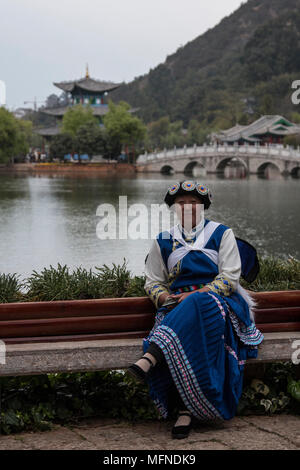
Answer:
[54, 76, 121, 94]
[34, 126, 60, 136]
[41, 105, 139, 118]
[214, 115, 300, 143]
[41, 105, 111, 117]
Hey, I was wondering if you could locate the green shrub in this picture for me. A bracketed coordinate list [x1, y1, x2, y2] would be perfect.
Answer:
[241, 255, 300, 292]
[0, 362, 299, 435]
[0, 255, 299, 303]
[237, 362, 300, 416]
[21, 259, 145, 302]
[0, 371, 158, 435]
[0, 273, 24, 303]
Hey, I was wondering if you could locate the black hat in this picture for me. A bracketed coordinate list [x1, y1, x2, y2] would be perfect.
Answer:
[164, 181, 212, 210]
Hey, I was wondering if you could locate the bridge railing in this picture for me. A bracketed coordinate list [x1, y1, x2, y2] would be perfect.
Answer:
[137, 143, 300, 164]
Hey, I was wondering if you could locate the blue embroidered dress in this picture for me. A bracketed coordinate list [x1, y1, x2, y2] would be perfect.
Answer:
[143, 218, 264, 421]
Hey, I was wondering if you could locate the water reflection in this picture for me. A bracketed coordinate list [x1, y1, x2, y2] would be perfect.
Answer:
[0, 172, 299, 279]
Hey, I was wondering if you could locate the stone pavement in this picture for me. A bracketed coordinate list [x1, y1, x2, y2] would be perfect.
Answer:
[0, 414, 299, 450]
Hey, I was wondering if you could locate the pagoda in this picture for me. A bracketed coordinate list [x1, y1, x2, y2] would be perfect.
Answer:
[36, 66, 123, 138]
[212, 115, 300, 145]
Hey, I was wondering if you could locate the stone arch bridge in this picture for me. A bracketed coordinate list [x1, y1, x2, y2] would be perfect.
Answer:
[136, 144, 300, 177]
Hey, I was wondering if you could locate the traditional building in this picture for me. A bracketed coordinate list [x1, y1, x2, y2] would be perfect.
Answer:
[212, 115, 300, 145]
[36, 66, 125, 139]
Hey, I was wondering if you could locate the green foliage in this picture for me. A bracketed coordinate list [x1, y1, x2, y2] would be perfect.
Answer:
[287, 378, 300, 402]
[49, 123, 118, 161]
[283, 134, 300, 148]
[0, 362, 298, 435]
[61, 105, 98, 136]
[103, 101, 146, 153]
[186, 120, 210, 146]
[75, 122, 105, 157]
[290, 112, 300, 124]
[0, 273, 24, 303]
[147, 117, 189, 150]
[238, 363, 300, 416]
[49, 132, 75, 161]
[241, 12, 300, 84]
[0, 371, 158, 435]
[49, 101, 146, 160]
[241, 255, 300, 292]
[0, 256, 299, 303]
[0, 108, 32, 163]
[21, 259, 145, 302]
[146, 116, 212, 151]
[148, 117, 170, 148]
[112, 1, 300, 127]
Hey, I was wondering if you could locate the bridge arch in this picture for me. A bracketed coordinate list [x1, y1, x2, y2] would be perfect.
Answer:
[160, 164, 175, 175]
[183, 160, 206, 177]
[257, 161, 281, 178]
[290, 166, 300, 178]
[215, 157, 248, 177]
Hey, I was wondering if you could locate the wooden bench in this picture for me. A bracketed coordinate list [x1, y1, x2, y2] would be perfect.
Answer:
[0, 290, 299, 377]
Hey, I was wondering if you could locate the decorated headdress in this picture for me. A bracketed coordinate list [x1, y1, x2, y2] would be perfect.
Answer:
[164, 181, 212, 210]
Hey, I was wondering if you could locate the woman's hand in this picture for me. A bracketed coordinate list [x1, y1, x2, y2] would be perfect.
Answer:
[168, 286, 211, 304]
[157, 292, 171, 307]
[168, 292, 193, 303]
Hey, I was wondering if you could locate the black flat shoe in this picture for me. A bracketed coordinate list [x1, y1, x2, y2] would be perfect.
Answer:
[171, 412, 192, 439]
[127, 356, 154, 383]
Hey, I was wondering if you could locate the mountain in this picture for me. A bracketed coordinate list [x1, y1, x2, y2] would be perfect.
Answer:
[111, 0, 300, 128]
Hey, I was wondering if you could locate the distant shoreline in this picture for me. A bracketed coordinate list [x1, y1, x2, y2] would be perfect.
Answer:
[0, 162, 136, 175]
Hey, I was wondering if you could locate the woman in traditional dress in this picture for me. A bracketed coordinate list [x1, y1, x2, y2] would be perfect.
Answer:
[127, 181, 263, 439]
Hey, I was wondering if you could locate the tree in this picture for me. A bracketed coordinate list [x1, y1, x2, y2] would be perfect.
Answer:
[49, 133, 75, 161]
[259, 94, 274, 115]
[148, 117, 170, 149]
[101, 128, 123, 160]
[61, 104, 98, 136]
[0, 108, 31, 163]
[103, 101, 146, 162]
[76, 122, 106, 158]
[14, 119, 33, 157]
[186, 120, 210, 146]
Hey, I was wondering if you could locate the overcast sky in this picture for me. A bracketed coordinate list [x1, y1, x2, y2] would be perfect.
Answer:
[1, 0, 243, 110]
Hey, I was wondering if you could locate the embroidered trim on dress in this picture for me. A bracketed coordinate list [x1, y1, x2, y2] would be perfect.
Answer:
[226, 307, 264, 346]
[205, 274, 234, 297]
[150, 326, 222, 421]
[145, 284, 169, 309]
[224, 343, 246, 365]
[207, 292, 227, 320]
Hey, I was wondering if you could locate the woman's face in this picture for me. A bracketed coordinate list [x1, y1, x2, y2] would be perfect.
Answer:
[174, 194, 204, 230]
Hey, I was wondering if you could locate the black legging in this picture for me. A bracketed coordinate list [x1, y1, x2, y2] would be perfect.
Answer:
[147, 342, 187, 411]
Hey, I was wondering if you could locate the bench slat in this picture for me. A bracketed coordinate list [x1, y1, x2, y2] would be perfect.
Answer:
[255, 322, 300, 332]
[1, 313, 299, 338]
[251, 290, 300, 308]
[2, 321, 300, 344]
[1, 330, 150, 344]
[0, 313, 154, 338]
[0, 297, 155, 321]
[0, 291, 299, 322]
[254, 307, 300, 323]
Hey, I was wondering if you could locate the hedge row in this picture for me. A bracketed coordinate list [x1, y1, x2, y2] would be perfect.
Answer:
[0, 255, 299, 303]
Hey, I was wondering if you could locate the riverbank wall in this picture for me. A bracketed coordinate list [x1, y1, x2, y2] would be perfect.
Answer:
[0, 162, 136, 176]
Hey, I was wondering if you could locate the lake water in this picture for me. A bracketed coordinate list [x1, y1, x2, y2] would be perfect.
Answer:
[0, 172, 299, 281]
